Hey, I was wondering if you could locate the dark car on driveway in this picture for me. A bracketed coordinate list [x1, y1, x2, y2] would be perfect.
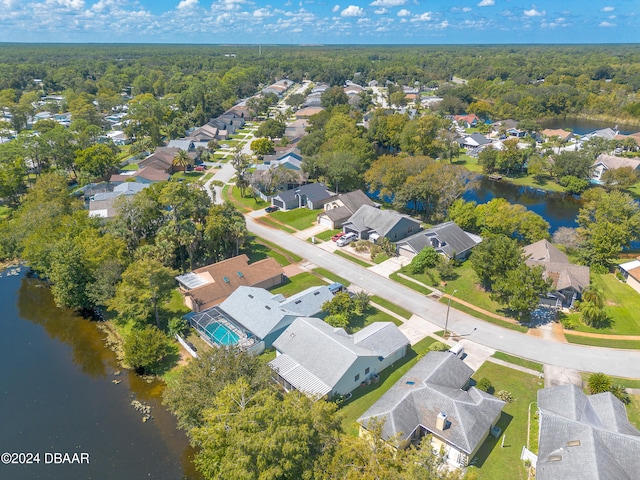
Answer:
[265, 206, 279, 213]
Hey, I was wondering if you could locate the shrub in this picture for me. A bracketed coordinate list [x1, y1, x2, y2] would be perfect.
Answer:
[496, 390, 514, 403]
[610, 384, 631, 404]
[560, 316, 579, 330]
[428, 342, 450, 352]
[123, 325, 175, 375]
[588, 372, 612, 394]
[476, 377, 494, 394]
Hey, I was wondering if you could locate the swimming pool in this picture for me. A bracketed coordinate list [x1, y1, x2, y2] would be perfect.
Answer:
[205, 321, 240, 346]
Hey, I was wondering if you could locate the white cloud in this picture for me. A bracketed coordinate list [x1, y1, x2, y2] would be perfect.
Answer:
[436, 20, 449, 29]
[332, 4, 340, 12]
[177, 0, 198, 9]
[599, 21, 615, 27]
[369, 0, 405, 6]
[374, 8, 388, 14]
[48, 0, 84, 8]
[411, 11, 432, 21]
[253, 8, 271, 17]
[477, 0, 494, 6]
[397, 8, 410, 16]
[341, 5, 364, 16]
[524, 8, 544, 17]
[602, 6, 614, 12]
[462, 7, 472, 12]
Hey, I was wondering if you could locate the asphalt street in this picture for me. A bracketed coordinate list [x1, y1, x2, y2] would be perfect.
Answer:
[246, 217, 640, 378]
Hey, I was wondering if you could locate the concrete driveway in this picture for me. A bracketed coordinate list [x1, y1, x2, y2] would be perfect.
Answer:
[367, 256, 410, 277]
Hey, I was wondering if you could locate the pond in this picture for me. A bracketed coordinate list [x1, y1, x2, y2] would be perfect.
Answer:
[0, 268, 199, 480]
[538, 117, 638, 135]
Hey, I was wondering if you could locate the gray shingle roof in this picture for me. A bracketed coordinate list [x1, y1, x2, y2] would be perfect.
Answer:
[274, 183, 333, 205]
[218, 286, 332, 340]
[537, 385, 640, 480]
[358, 352, 505, 454]
[523, 240, 590, 292]
[343, 205, 420, 239]
[396, 221, 481, 258]
[270, 318, 409, 396]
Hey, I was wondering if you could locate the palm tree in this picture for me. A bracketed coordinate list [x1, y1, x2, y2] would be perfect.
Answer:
[172, 149, 191, 172]
[578, 300, 607, 327]
[587, 372, 612, 394]
[581, 286, 605, 308]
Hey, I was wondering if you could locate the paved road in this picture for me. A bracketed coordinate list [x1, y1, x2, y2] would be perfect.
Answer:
[246, 217, 640, 378]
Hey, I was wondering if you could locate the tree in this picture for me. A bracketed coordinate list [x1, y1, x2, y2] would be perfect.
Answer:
[470, 234, 523, 290]
[577, 300, 608, 328]
[352, 291, 371, 315]
[48, 236, 93, 310]
[551, 151, 594, 180]
[476, 198, 550, 244]
[577, 189, 640, 271]
[321, 85, 349, 108]
[190, 381, 341, 480]
[255, 119, 285, 139]
[389, 91, 407, 107]
[322, 292, 354, 320]
[163, 346, 271, 431]
[232, 152, 252, 198]
[204, 202, 248, 261]
[75, 144, 119, 179]
[587, 372, 612, 394]
[108, 259, 176, 328]
[123, 325, 175, 375]
[408, 247, 440, 274]
[527, 155, 552, 181]
[324, 314, 349, 329]
[602, 166, 639, 190]
[285, 93, 305, 108]
[552, 227, 581, 251]
[491, 264, 552, 318]
[172, 149, 191, 171]
[559, 175, 589, 195]
[478, 147, 499, 173]
[250, 137, 274, 157]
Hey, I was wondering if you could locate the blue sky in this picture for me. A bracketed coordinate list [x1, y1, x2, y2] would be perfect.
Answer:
[0, 0, 637, 44]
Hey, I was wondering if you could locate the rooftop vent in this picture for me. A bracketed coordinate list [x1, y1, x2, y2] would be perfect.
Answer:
[265, 305, 271, 310]
[223, 276, 229, 283]
[567, 440, 581, 447]
[294, 300, 302, 304]
[237, 271, 244, 278]
[436, 412, 447, 431]
[548, 455, 563, 463]
[248, 294, 253, 299]
[313, 291, 320, 296]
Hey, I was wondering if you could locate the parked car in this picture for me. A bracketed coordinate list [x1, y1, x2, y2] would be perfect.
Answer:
[265, 206, 279, 213]
[194, 166, 205, 172]
[331, 232, 346, 242]
[336, 232, 357, 247]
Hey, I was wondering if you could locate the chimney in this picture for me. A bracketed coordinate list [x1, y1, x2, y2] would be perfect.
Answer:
[436, 412, 447, 431]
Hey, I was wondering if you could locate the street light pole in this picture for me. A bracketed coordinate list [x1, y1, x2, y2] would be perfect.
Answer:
[444, 289, 458, 339]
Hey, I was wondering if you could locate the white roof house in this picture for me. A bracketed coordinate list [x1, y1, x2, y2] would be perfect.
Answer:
[269, 317, 409, 399]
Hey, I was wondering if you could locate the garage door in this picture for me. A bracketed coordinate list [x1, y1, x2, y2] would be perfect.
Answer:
[318, 215, 334, 228]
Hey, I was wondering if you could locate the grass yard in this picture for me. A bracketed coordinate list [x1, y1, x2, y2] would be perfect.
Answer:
[166, 289, 191, 317]
[312, 268, 351, 287]
[269, 272, 325, 296]
[349, 306, 402, 332]
[565, 272, 640, 335]
[245, 239, 291, 266]
[370, 295, 412, 319]
[334, 249, 373, 268]
[229, 185, 268, 211]
[389, 271, 434, 296]
[565, 334, 640, 349]
[626, 395, 640, 429]
[258, 216, 297, 233]
[372, 253, 390, 264]
[172, 171, 204, 180]
[253, 236, 302, 262]
[339, 336, 439, 436]
[270, 208, 319, 230]
[199, 172, 214, 184]
[579, 372, 640, 390]
[315, 229, 341, 242]
[441, 298, 530, 333]
[492, 352, 544, 372]
[468, 362, 543, 480]
[121, 163, 139, 171]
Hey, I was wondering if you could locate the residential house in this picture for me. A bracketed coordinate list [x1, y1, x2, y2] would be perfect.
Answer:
[188, 285, 334, 354]
[317, 190, 379, 229]
[208, 110, 245, 136]
[592, 154, 640, 182]
[506, 128, 527, 138]
[295, 107, 324, 119]
[457, 132, 492, 150]
[269, 317, 409, 399]
[581, 128, 618, 145]
[189, 124, 220, 142]
[618, 260, 640, 295]
[176, 254, 285, 312]
[284, 119, 308, 140]
[536, 384, 640, 480]
[88, 181, 149, 219]
[261, 79, 293, 97]
[454, 114, 480, 129]
[132, 166, 172, 183]
[167, 139, 195, 151]
[260, 149, 303, 171]
[523, 239, 590, 308]
[396, 221, 482, 260]
[342, 205, 421, 243]
[270, 183, 334, 211]
[358, 352, 505, 468]
[491, 119, 519, 134]
[541, 128, 573, 142]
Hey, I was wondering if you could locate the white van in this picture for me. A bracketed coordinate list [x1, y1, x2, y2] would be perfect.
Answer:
[448, 344, 464, 358]
[336, 232, 357, 247]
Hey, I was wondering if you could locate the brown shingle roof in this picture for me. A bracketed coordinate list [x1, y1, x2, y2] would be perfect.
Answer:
[177, 255, 284, 311]
[542, 128, 573, 140]
[595, 154, 640, 171]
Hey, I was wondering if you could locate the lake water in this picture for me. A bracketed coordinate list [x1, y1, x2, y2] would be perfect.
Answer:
[538, 117, 638, 135]
[0, 269, 199, 480]
[463, 176, 583, 234]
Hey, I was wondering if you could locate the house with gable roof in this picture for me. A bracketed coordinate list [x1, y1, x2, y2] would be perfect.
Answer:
[396, 221, 482, 260]
[592, 153, 640, 182]
[618, 259, 640, 296]
[342, 204, 421, 243]
[316, 190, 379, 229]
[536, 384, 640, 480]
[270, 182, 334, 211]
[176, 254, 284, 312]
[269, 317, 409, 400]
[523, 239, 590, 308]
[358, 351, 505, 468]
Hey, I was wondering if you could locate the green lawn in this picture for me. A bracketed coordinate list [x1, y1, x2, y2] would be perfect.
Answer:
[579, 372, 640, 390]
[312, 268, 351, 287]
[199, 172, 214, 184]
[565, 272, 640, 335]
[229, 185, 268, 211]
[121, 163, 139, 171]
[565, 334, 640, 349]
[468, 363, 543, 480]
[339, 336, 438, 436]
[172, 171, 204, 180]
[334, 250, 373, 268]
[349, 306, 402, 332]
[245, 239, 291, 266]
[440, 298, 530, 333]
[626, 395, 640, 429]
[259, 216, 297, 233]
[492, 352, 544, 372]
[389, 271, 434, 296]
[252, 236, 302, 262]
[270, 208, 319, 230]
[315, 229, 341, 242]
[372, 253, 390, 264]
[370, 295, 412, 319]
[269, 272, 326, 296]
